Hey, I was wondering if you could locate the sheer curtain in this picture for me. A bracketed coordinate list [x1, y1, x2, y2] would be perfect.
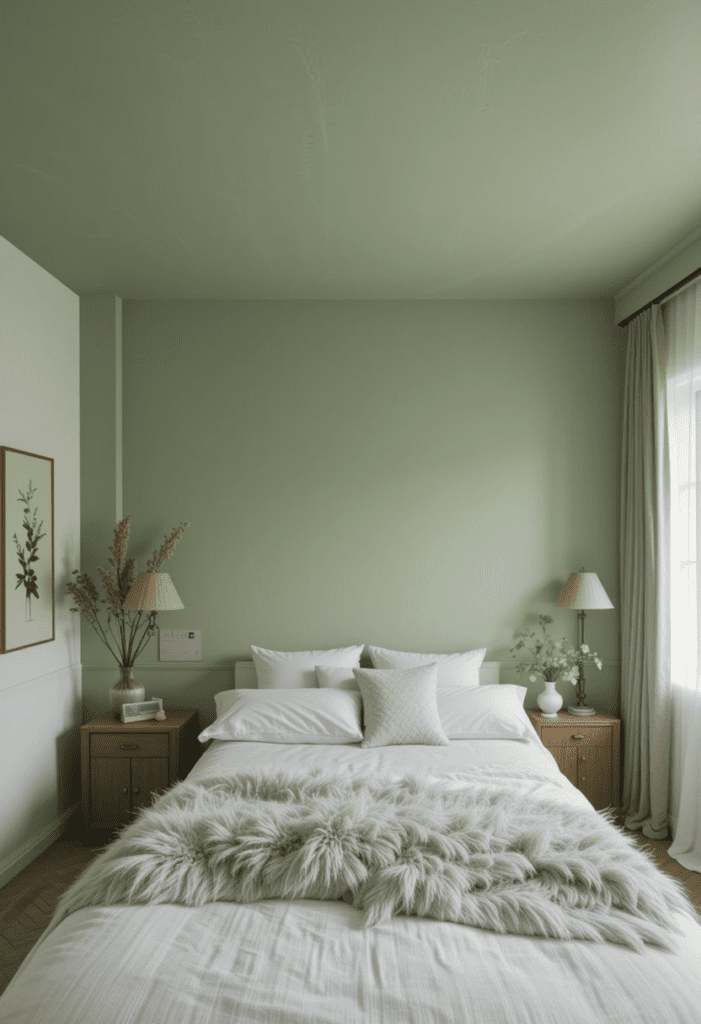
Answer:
[664, 280, 701, 872]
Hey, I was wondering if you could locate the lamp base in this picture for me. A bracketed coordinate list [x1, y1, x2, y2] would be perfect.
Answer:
[567, 705, 596, 716]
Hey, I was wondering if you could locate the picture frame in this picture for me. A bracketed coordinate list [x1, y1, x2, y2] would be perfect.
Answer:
[1, 447, 55, 653]
[120, 698, 165, 724]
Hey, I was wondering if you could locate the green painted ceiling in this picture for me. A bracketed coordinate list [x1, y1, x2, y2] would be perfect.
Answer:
[1, 0, 700, 299]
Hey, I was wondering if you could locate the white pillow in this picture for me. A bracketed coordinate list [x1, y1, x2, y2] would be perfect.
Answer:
[353, 665, 449, 748]
[368, 645, 486, 688]
[251, 645, 364, 689]
[198, 689, 363, 744]
[437, 684, 534, 741]
[315, 665, 359, 690]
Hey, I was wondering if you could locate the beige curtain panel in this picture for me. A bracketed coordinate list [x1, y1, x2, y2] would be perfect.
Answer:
[620, 305, 671, 839]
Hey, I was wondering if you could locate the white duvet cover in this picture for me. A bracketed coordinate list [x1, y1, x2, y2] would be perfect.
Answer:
[2, 735, 701, 1024]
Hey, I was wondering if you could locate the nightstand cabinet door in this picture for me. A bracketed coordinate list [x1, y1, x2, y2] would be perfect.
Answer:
[578, 745, 612, 811]
[552, 745, 578, 789]
[131, 758, 169, 812]
[91, 758, 131, 828]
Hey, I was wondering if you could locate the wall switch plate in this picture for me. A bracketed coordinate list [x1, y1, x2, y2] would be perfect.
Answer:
[159, 629, 202, 661]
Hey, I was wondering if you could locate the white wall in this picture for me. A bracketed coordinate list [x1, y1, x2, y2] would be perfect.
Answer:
[0, 235, 81, 886]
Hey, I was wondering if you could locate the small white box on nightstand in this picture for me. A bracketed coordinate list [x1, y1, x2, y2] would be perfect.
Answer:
[159, 629, 202, 661]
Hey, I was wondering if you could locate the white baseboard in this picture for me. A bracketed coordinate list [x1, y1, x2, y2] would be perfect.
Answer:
[0, 803, 80, 890]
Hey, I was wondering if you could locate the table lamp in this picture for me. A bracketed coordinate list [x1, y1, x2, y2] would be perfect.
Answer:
[556, 569, 613, 716]
[105, 572, 184, 717]
[123, 572, 184, 611]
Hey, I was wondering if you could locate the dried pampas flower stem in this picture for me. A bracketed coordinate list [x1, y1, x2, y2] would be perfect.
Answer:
[66, 517, 189, 667]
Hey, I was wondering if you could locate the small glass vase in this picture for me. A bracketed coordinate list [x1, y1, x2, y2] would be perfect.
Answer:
[536, 680, 563, 718]
[109, 666, 145, 719]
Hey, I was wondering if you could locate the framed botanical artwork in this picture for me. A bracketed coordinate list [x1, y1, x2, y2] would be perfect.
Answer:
[1, 447, 54, 653]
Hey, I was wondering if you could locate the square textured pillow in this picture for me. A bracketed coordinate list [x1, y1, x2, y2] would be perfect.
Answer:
[251, 645, 364, 689]
[353, 665, 449, 748]
[198, 688, 363, 744]
[368, 645, 486, 688]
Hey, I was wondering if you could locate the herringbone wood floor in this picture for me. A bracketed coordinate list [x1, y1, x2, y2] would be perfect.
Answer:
[1, 815, 700, 999]
[0, 815, 107, 996]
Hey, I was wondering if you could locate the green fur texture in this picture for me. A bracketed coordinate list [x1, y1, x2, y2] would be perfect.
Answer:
[50, 769, 693, 951]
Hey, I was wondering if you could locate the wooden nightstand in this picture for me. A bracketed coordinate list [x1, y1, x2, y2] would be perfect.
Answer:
[80, 709, 200, 830]
[526, 710, 621, 811]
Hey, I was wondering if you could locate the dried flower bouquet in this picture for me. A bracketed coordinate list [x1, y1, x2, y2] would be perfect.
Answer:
[67, 516, 188, 667]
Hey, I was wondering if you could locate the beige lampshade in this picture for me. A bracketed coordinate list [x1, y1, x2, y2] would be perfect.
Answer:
[556, 571, 613, 610]
[123, 572, 184, 611]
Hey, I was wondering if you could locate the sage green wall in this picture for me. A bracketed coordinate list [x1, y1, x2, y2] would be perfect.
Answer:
[80, 295, 123, 565]
[81, 300, 622, 720]
[614, 227, 701, 324]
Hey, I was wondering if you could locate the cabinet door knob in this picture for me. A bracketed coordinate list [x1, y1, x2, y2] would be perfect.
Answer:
[120, 743, 139, 750]
[133, 788, 140, 795]
[122, 788, 128, 795]
[573, 734, 584, 740]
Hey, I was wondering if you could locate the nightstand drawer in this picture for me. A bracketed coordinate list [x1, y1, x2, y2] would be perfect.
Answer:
[90, 733, 169, 758]
[540, 726, 610, 748]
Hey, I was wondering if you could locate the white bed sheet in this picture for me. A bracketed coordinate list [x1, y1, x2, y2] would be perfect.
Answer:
[2, 735, 701, 1024]
[188, 731, 577, 800]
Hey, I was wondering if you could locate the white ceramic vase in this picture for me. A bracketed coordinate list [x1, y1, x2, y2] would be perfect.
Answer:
[536, 680, 563, 718]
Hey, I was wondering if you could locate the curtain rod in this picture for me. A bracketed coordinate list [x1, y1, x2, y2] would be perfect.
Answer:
[617, 266, 701, 328]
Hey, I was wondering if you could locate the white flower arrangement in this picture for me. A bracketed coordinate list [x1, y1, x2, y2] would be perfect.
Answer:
[510, 614, 603, 684]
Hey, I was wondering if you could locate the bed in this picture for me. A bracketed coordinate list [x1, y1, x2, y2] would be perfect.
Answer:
[1, 648, 700, 1024]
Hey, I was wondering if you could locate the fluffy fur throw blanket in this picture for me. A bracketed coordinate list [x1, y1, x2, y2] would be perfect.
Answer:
[52, 770, 693, 951]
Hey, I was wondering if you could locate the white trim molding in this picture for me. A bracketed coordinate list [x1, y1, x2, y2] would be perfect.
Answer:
[0, 802, 79, 889]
